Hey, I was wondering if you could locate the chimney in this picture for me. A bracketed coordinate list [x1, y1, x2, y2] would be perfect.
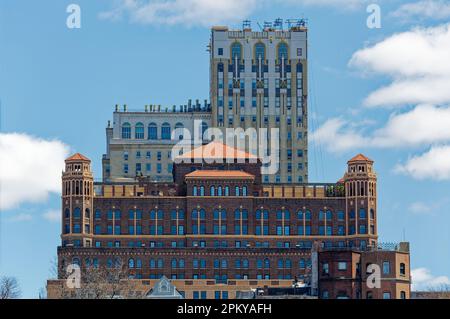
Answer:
[145, 105, 148, 112]
[115, 104, 119, 112]
[172, 105, 176, 112]
[158, 105, 161, 112]
[204, 99, 207, 110]
[123, 104, 127, 112]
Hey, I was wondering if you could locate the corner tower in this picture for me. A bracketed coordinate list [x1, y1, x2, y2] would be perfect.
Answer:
[61, 153, 94, 248]
[344, 154, 378, 248]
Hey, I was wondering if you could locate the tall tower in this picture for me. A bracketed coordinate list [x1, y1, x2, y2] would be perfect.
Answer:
[210, 20, 308, 184]
[344, 154, 378, 249]
[61, 153, 94, 248]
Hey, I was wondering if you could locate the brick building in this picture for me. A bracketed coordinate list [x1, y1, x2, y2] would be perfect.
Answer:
[47, 141, 410, 299]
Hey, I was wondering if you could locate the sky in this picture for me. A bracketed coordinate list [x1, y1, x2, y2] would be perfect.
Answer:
[1, 0, 450, 298]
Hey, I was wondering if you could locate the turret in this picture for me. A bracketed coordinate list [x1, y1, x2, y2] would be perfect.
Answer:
[344, 154, 378, 248]
[61, 153, 94, 248]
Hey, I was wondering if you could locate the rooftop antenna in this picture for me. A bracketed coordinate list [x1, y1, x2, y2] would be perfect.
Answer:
[256, 22, 263, 31]
[274, 18, 283, 30]
[263, 21, 272, 30]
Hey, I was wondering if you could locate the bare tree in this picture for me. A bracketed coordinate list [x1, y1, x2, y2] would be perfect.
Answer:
[56, 263, 143, 299]
[0, 276, 21, 299]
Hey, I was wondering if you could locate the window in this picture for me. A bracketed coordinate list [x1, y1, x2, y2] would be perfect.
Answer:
[359, 208, 366, 219]
[231, 42, 242, 60]
[367, 291, 373, 299]
[338, 262, 347, 271]
[400, 263, 406, 276]
[278, 42, 288, 61]
[147, 123, 157, 140]
[218, 48, 223, 56]
[242, 186, 247, 196]
[122, 123, 131, 139]
[255, 42, 265, 60]
[73, 207, 81, 218]
[383, 292, 391, 299]
[193, 186, 197, 196]
[383, 261, 390, 275]
[135, 123, 144, 139]
[323, 263, 329, 274]
[322, 290, 329, 299]
[210, 186, 215, 196]
[400, 291, 406, 299]
[235, 186, 240, 196]
[161, 123, 171, 140]
[128, 258, 135, 269]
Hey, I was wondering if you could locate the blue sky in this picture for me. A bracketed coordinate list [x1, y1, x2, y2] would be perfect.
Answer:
[1, 0, 450, 297]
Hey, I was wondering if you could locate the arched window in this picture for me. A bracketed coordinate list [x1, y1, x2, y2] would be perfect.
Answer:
[243, 259, 249, 268]
[85, 208, 90, 219]
[305, 210, 311, 221]
[299, 259, 305, 269]
[148, 123, 157, 140]
[95, 209, 101, 219]
[326, 210, 333, 221]
[235, 186, 240, 196]
[179, 259, 185, 268]
[242, 186, 248, 196]
[286, 259, 292, 269]
[231, 42, 242, 60]
[128, 258, 135, 269]
[72, 258, 80, 266]
[264, 258, 270, 268]
[257, 259, 263, 269]
[122, 122, 131, 139]
[277, 42, 288, 61]
[297, 210, 303, 220]
[297, 62, 303, 73]
[217, 186, 223, 196]
[161, 123, 171, 140]
[175, 122, 184, 140]
[157, 259, 163, 268]
[255, 42, 265, 60]
[193, 186, 198, 196]
[64, 208, 70, 218]
[73, 207, 81, 219]
[135, 122, 144, 139]
[200, 186, 205, 196]
[224, 186, 230, 196]
[210, 186, 215, 196]
[221, 259, 227, 268]
[136, 259, 142, 269]
[171, 258, 177, 268]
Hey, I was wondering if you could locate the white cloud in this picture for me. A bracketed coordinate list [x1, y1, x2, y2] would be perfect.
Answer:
[0, 133, 70, 211]
[412, 268, 450, 291]
[349, 23, 450, 107]
[99, 0, 372, 26]
[7, 213, 33, 222]
[99, 0, 258, 27]
[395, 145, 450, 180]
[310, 118, 369, 153]
[43, 210, 60, 223]
[391, 0, 450, 22]
[311, 104, 450, 152]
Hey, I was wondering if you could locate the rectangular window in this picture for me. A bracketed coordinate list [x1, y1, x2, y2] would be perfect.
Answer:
[338, 262, 347, 271]
[383, 261, 390, 275]
[218, 48, 223, 56]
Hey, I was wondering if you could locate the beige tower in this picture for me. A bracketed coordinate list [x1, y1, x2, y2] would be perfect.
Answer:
[61, 153, 94, 248]
[344, 154, 378, 249]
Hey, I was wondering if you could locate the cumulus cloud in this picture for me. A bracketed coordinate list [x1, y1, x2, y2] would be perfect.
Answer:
[349, 23, 450, 107]
[395, 145, 450, 180]
[391, 0, 450, 22]
[99, 0, 371, 26]
[412, 268, 450, 291]
[0, 133, 70, 211]
[43, 209, 60, 223]
[311, 104, 450, 152]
